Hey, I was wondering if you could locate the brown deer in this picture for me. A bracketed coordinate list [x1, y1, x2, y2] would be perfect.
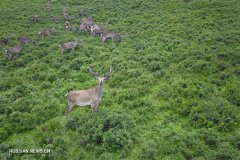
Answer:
[64, 12, 72, 21]
[45, 0, 52, 11]
[18, 36, 35, 46]
[38, 28, 55, 38]
[90, 24, 105, 36]
[31, 15, 39, 23]
[0, 37, 9, 45]
[51, 16, 59, 22]
[5, 45, 23, 60]
[63, 5, 72, 21]
[65, 21, 76, 31]
[59, 40, 80, 54]
[101, 32, 120, 42]
[65, 66, 113, 113]
[80, 17, 94, 28]
[78, 24, 89, 32]
[75, 9, 87, 17]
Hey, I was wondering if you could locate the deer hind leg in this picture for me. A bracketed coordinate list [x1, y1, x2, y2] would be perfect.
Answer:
[94, 103, 99, 112]
[91, 104, 95, 113]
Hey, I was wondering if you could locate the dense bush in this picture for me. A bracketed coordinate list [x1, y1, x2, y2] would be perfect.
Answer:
[0, 0, 239, 159]
[190, 97, 239, 131]
[67, 111, 135, 152]
[139, 141, 158, 160]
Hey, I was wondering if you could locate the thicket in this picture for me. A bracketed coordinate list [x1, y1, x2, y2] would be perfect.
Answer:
[0, 0, 239, 159]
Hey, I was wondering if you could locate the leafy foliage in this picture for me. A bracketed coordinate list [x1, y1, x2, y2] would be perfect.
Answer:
[66, 111, 135, 152]
[0, 0, 239, 159]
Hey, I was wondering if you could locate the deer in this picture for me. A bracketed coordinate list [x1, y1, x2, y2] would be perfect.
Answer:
[65, 66, 113, 114]
[31, 15, 39, 23]
[45, 0, 52, 11]
[18, 36, 35, 46]
[0, 37, 10, 45]
[90, 24, 105, 36]
[51, 16, 59, 22]
[5, 45, 23, 60]
[101, 32, 121, 42]
[59, 40, 80, 54]
[65, 21, 76, 31]
[78, 23, 89, 32]
[64, 12, 72, 21]
[80, 17, 94, 28]
[75, 9, 87, 17]
[63, 5, 72, 21]
[38, 28, 55, 38]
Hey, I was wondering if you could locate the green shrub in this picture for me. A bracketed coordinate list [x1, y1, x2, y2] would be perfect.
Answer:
[70, 111, 135, 152]
[122, 98, 153, 109]
[98, 152, 114, 160]
[190, 97, 239, 131]
[199, 129, 219, 147]
[139, 141, 158, 160]
[230, 132, 240, 150]
[213, 142, 240, 160]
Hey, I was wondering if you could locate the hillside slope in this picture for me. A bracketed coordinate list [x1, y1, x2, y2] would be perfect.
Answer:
[0, 0, 239, 159]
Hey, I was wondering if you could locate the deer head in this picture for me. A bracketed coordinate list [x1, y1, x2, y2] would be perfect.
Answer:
[88, 66, 113, 85]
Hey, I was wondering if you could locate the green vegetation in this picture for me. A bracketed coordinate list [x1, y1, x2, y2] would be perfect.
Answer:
[0, 0, 240, 159]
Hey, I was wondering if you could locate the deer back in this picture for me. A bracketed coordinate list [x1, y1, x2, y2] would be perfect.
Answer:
[66, 88, 97, 105]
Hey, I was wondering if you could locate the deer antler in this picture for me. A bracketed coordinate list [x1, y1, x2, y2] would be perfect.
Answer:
[88, 66, 99, 77]
[104, 66, 113, 78]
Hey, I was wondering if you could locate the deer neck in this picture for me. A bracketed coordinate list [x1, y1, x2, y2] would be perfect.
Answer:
[95, 82, 103, 99]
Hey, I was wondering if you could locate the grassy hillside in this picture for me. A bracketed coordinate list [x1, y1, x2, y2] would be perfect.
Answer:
[0, 0, 239, 159]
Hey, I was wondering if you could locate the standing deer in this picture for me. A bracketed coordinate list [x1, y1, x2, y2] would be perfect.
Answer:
[75, 9, 87, 17]
[0, 37, 10, 45]
[80, 17, 94, 28]
[90, 24, 105, 36]
[65, 21, 76, 31]
[64, 12, 72, 21]
[51, 16, 59, 22]
[101, 32, 120, 42]
[65, 66, 113, 113]
[45, 0, 52, 11]
[59, 40, 80, 54]
[38, 28, 55, 38]
[31, 15, 39, 23]
[63, 5, 72, 21]
[5, 45, 23, 60]
[18, 36, 35, 46]
[78, 24, 89, 32]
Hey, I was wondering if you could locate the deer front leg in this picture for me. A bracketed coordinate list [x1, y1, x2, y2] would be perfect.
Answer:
[8, 53, 12, 60]
[65, 103, 74, 115]
[91, 101, 99, 113]
[61, 48, 64, 54]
